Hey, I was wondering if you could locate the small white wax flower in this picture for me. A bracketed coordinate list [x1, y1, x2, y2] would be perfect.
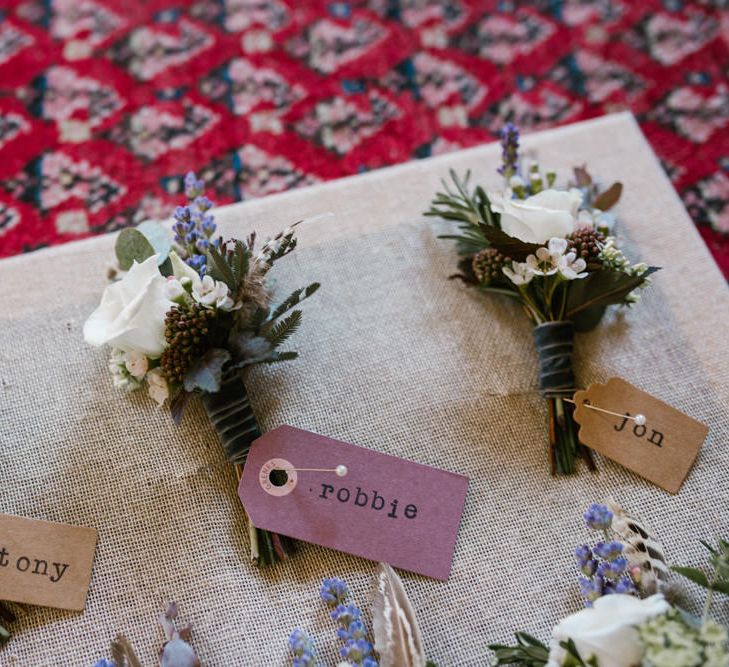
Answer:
[558, 253, 588, 280]
[216, 295, 236, 311]
[526, 247, 560, 276]
[146, 368, 169, 406]
[164, 278, 186, 301]
[192, 275, 219, 306]
[108, 349, 141, 392]
[503, 261, 534, 286]
[124, 350, 149, 380]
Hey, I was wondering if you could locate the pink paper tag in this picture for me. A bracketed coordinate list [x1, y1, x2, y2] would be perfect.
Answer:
[239, 426, 469, 580]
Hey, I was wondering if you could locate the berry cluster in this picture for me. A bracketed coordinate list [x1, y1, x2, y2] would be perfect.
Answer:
[160, 304, 216, 384]
[472, 247, 507, 285]
[567, 227, 606, 263]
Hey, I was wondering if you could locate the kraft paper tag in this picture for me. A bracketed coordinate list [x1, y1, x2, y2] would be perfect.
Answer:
[0, 514, 98, 611]
[573, 378, 708, 494]
[239, 426, 469, 580]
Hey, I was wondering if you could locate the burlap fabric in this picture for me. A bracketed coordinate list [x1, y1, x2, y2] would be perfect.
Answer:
[1, 113, 728, 666]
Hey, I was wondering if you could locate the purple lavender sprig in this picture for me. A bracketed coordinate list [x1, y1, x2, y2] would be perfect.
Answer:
[289, 629, 317, 667]
[320, 577, 349, 606]
[320, 578, 378, 667]
[172, 172, 220, 277]
[575, 505, 637, 606]
[583, 503, 613, 532]
[497, 122, 520, 179]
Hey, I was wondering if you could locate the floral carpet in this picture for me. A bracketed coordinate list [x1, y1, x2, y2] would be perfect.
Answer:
[0, 1, 727, 277]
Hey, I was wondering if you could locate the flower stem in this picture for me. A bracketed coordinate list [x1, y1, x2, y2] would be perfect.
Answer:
[203, 375, 295, 566]
[554, 398, 577, 475]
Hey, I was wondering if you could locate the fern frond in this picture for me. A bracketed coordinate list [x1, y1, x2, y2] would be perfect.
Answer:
[231, 240, 250, 284]
[207, 246, 236, 290]
[264, 310, 302, 347]
[268, 283, 320, 322]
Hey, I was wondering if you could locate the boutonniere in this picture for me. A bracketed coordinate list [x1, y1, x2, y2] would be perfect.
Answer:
[490, 503, 729, 667]
[83, 172, 319, 566]
[426, 124, 658, 475]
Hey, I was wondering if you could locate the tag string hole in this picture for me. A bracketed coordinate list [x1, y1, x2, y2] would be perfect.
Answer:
[269, 469, 289, 487]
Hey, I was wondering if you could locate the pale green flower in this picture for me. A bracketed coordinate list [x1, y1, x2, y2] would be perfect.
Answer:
[639, 610, 729, 667]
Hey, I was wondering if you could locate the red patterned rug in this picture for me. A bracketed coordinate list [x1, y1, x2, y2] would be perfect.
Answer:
[1, 1, 727, 277]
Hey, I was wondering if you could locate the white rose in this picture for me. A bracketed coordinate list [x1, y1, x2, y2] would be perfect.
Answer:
[547, 594, 671, 667]
[146, 368, 169, 406]
[83, 255, 171, 358]
[489, 188, 584, 244]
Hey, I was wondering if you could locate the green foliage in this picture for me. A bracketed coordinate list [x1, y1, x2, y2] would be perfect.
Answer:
[481, 225, 540, 262]
[207, 246, 237, 291]
[115, 228, 155, 271]
[230, 240, 249, 284]
[426, 170, 497, 258]
[268, 283, 320, 322]
[426, 169, 495, 226]
[489, 632, 549, 666]
[565, 268, 658, 329]
[672, 539, 729, 597]
[560, 640, 598, 667]
[264, 310, 302, 347]
[183, 348, 231, 393]
[263, 351, 299, 364]
[137, 220, 172, 263]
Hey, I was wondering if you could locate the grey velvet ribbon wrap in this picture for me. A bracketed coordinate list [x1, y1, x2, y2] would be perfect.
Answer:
[201, 373, 261, 466]
[533, 321, 575, 397]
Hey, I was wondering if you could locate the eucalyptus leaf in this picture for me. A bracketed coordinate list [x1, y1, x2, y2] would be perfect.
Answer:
[593, 182, 623, 211]
[573, 165, 592, 187]
[115, 228, 155, 271]
[136, 220, 172, 265]
[183, 348, 231, 394]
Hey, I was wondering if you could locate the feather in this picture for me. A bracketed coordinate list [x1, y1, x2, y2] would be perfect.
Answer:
[608, 500, 669, 595]
[110, 634, 144, 667]
[371, 563, 426, 667]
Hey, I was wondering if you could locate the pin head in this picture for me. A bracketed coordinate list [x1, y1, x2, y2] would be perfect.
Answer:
[634, 414, 646, 426]
[335, 464, 348, 477]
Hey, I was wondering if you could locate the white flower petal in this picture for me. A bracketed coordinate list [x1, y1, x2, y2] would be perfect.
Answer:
[169, 251, 202, 289]
[83, 255, 171, 357]
[548, 595, 670, 667]
[548, 237, 568, 255]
